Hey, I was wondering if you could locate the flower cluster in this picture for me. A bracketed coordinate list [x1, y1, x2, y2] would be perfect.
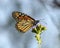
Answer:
[32, 24, 47, 44]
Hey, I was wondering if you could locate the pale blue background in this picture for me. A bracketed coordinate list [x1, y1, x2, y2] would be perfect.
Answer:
[0, 0, 60, 48]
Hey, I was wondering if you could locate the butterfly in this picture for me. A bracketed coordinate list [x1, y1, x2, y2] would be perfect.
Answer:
[12, 11, 39, 32]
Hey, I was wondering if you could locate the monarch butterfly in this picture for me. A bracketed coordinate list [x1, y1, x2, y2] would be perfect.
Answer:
[12, 11, 39, 32]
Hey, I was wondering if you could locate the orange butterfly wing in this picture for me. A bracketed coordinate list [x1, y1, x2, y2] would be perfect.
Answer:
[12, 11, 36, 32]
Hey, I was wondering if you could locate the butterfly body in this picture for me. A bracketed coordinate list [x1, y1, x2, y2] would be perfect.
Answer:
[12, 11, 39, 32]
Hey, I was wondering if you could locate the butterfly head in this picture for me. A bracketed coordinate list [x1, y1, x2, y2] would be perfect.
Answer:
[33, 20, 39, 25]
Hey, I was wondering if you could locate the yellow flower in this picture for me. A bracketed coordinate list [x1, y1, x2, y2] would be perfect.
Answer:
[32, 24, 47, 44]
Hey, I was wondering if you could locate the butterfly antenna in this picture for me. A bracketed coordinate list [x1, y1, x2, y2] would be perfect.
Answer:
[39, 19, 47, 25]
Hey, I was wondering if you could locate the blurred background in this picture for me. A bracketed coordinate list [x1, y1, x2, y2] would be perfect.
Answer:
[0, 0, 60, 48]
